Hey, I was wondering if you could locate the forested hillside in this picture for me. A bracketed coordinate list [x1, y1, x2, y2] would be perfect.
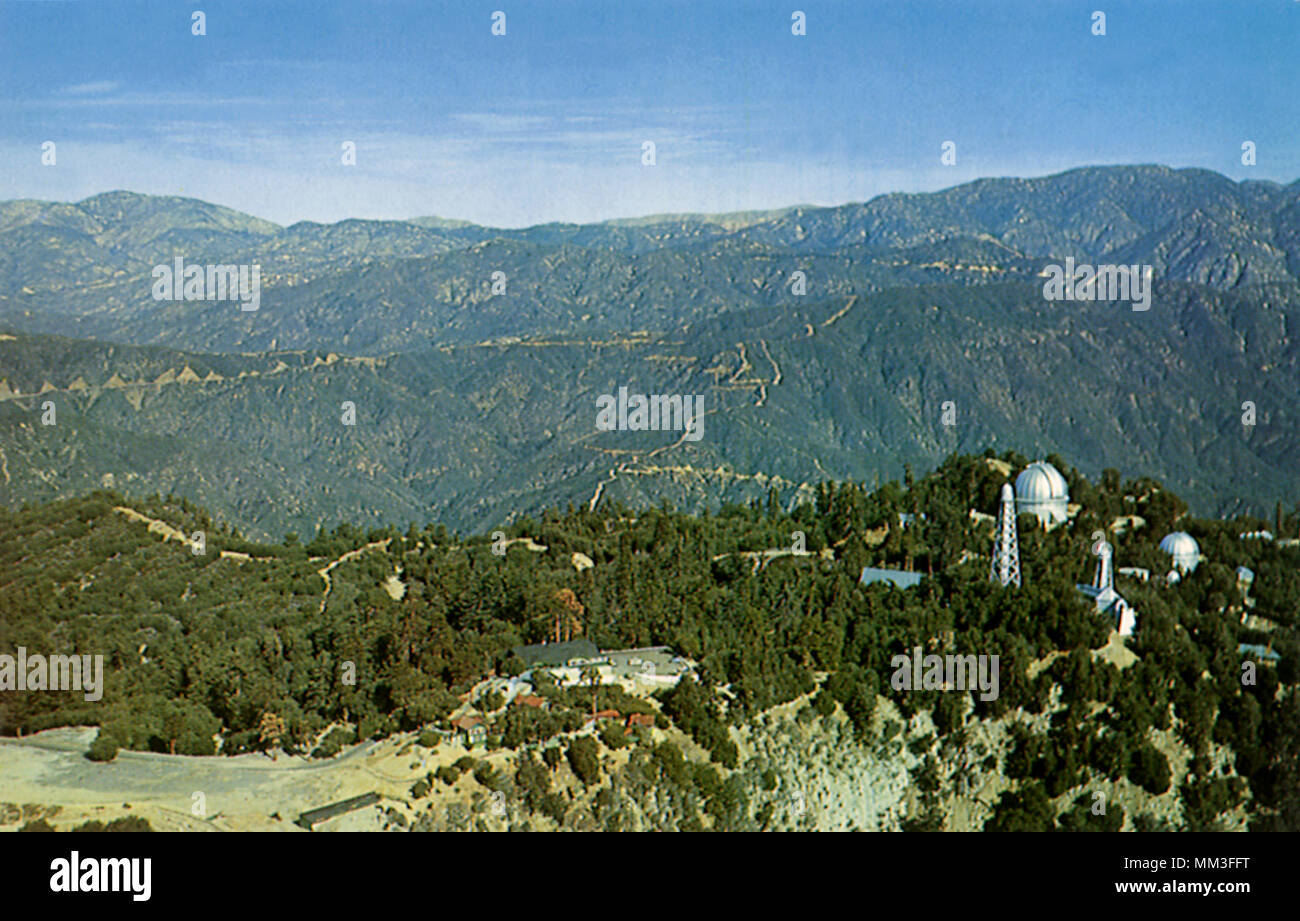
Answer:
[2, 453, 1297, 830]
[4, 266, 1299, 539]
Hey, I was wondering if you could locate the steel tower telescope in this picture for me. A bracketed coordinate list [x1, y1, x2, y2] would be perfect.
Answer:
[991, 483, 1022, 587]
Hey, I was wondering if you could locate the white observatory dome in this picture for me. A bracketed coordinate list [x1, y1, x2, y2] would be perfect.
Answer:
[1014, 461, 1069, 526]
[1159, 531, 1201, 573]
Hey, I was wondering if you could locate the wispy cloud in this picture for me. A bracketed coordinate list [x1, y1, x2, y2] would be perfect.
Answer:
[1, 1, 1294, 226]
[57, 80, 121, 97]
[449, 113, 555, 132]
[2, 91, 283, 111]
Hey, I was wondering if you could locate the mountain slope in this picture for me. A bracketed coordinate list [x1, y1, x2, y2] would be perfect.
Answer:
[3, 271, 1298, 539]
[4, 166, 1300, 356]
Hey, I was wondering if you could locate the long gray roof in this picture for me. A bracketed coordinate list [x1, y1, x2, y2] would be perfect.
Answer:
[511, 638, 600, 667]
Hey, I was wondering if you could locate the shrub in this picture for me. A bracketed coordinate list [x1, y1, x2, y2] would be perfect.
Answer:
[310, 726, 356, 759]
[1128, 744, 1171, 795]
[566, 737, 601, 786]
[86, 730, 119, 763]
[357, 713, 389, 740]
[654, 742, 691, 787]
[472, 762, 500, 790]
[598, 722, 627, 750]
[984, 783, 1055, 832]
[693, 763, 722, 799]
[540, 792, 567, 825]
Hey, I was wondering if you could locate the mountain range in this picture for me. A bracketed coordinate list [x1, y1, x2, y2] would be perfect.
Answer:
[1, 164, 1298, 539]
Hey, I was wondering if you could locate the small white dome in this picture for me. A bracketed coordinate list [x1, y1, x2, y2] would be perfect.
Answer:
[1159, 532, 1201, 573]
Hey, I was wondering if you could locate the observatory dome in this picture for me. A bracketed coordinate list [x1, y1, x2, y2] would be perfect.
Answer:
[1014, 461, 1069, 526]
[1159, 531, 1201, 573]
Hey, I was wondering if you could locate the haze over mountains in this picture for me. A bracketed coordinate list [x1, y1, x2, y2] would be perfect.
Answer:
[2, 165, 1298, 539]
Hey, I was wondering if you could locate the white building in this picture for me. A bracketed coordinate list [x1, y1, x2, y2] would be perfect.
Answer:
[1076, 540, 1137, 637]
[547, 646, 695, 693]
[1158, 531, 1201, 573]
[1015, 461, 1069, 527]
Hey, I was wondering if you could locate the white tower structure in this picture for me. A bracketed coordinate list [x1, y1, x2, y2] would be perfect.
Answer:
[991, 483, 1021, 587]
[1092, 539, 1115, 594]
[1080, 538, 1137, 637]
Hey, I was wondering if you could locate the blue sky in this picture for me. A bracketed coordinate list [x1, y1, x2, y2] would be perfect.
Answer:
[1, 0, 1297, 226]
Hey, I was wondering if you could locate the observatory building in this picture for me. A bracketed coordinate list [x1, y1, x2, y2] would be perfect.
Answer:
[1015, 460, 1069, 527]
[1076, 540, 1137, 637]
[1159, 531, 1201, 574]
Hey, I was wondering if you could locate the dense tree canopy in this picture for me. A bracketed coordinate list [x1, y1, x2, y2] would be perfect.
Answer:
[2, 451, 1297, 830]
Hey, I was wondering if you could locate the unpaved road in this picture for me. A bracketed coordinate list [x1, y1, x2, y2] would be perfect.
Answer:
[0, 727, 424, 832]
